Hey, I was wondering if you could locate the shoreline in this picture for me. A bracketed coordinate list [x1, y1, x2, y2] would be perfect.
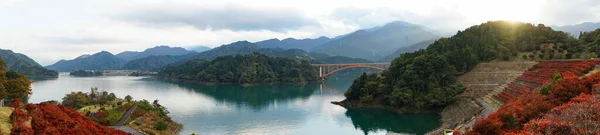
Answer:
[331, 100, 443, 114]
[161, 77, 320, 87]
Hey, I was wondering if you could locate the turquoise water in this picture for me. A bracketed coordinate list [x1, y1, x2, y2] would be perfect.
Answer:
[30, 71, 440, 135]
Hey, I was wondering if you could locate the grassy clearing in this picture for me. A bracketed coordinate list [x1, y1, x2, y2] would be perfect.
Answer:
[0, 107, 13, 135]
[129, 112, 182, 135]
[78, 105, 115, 114]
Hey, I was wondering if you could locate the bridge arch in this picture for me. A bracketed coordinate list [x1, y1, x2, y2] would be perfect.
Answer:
[312, 63, 390, 78]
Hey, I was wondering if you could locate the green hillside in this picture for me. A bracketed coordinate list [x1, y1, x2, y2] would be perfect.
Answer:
[341, 21, 578, 109]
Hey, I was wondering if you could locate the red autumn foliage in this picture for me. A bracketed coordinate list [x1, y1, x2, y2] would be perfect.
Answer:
[10, 122, 33, 135]
[10, 99, 23, 109]
[496, 60, 600, 103]
[9, 102, 130, 135]
[468, 61, 600, 135]
[95, 110, 108, 118]
[123, 103, 132, 110]
[523, 93, 600, 134]
[9, 108, 27, 123]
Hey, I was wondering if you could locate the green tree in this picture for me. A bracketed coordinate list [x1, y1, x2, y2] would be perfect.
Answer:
[125, 95, 133, 102]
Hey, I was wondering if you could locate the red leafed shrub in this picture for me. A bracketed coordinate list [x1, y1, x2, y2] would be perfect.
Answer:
[11, 101, 131, 135]
[123, 103, 132, 110]
[10, 122, 33, 135]
[10, 99, 23, 109]
[95, 110, 108, 118]
[453, 130, 463, 135]
[9, 108, 27, 123]
[522, 93, 600, 134]
[468, 68, 600, 135]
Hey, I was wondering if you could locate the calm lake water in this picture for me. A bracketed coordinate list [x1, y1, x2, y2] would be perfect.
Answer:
[30, 71, 440, 135]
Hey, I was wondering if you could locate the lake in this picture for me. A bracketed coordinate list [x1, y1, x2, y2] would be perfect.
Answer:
[30, 71, 440, 135]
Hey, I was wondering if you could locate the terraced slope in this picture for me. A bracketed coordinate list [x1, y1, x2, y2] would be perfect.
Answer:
[439, 62, 536, 129]
[494, 60, 600, 103]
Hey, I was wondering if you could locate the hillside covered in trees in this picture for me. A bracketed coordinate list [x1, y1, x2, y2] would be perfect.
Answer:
[337, 21, 580, 110]
[160, 53, 319, 85]
[0, 49, 58, 78]
[0, 57, 33, 101]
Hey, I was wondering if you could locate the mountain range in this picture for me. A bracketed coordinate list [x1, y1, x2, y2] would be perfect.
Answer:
[310, 21, 440, 61]
[0, 49, 58, 77]
[43, 21, 450, 72]
[379, 39, 437, 62]
[255, 37, 331, 52]
[115, 46, 196, 61]
[46, 51, 127, 72]
[552, 22, 600, 37]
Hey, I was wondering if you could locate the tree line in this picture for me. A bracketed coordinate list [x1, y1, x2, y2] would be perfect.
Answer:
[160, 53, 319, 85]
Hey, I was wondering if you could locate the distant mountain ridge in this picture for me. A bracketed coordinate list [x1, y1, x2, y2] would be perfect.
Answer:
[187, 46, 212, 52]
[0, 49, 58, 77]
[552, 22, 600, 37]
[116, 46, 195, 61]
[46, 51, 127, 72]
[380, 39, 437, 62]
[311, 21, 440, 61]
[255, 36, 331, 51]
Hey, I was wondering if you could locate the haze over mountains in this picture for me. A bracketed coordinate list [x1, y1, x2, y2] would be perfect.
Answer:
[255, 37, 332, 52]
[37, 21, 446, 72]
[34, 20, 600, 73]
[312, 21, 440, 61]
[552, 22, 600, 37]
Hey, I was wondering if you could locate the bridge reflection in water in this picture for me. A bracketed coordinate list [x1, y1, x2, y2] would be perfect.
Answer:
[311, 63, 391, 79]
[319, 83, 346, 95]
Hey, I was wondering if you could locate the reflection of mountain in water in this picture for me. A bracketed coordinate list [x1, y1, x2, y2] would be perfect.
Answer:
[173, 82, 319, 110]
[344, 108, 440, 135]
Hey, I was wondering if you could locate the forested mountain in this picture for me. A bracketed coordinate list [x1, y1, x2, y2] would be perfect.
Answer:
[379, 39, 436, 62]
[188, 41, 314, 61]
[187, 45, 212, 52]
[309, 52, 373, 64]
[115, 46, 196, 61]
[122, 55, 190, 71]
[552, 22, 600, 37]
[0, 49, 58, 77]
[160, 53, 319, 85]
[312, 21, 440, 61]
[255, 37, 331, 51]
[46, 51, 127, 72]
[340, 21, 577, 110]
[125, 41, 375, 71]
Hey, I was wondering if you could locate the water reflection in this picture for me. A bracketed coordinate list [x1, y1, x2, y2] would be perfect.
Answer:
[28, 70, 440, 135]
[172, 82, 319, 110]
[344, 108, 440, 135]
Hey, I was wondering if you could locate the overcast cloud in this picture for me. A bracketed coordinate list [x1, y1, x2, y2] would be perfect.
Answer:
[0, 0, 599, 65]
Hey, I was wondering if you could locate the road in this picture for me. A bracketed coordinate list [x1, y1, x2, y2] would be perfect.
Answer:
[461, 99, 495, 131]
[114, 102, 139, 126]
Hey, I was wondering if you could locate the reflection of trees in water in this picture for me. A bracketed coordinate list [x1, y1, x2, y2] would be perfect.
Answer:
[324, 68, 382, 91]
[174, 82, 318, 110]
[343, 108, 440, 135]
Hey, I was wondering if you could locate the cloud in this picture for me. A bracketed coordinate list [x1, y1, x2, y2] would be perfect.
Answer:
[49, 37, 125, 45]
[327, 6, 468, 35]
[535, 0, 600, 26]
[119, 4, 320, 32]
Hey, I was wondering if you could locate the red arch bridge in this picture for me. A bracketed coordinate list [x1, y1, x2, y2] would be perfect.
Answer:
[311, 63, 391, 79]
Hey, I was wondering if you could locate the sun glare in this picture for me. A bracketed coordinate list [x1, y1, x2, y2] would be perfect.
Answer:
[462, 0, 545, 23]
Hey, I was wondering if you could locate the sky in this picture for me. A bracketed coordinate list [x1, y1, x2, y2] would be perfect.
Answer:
[1, 0, 599, 66]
